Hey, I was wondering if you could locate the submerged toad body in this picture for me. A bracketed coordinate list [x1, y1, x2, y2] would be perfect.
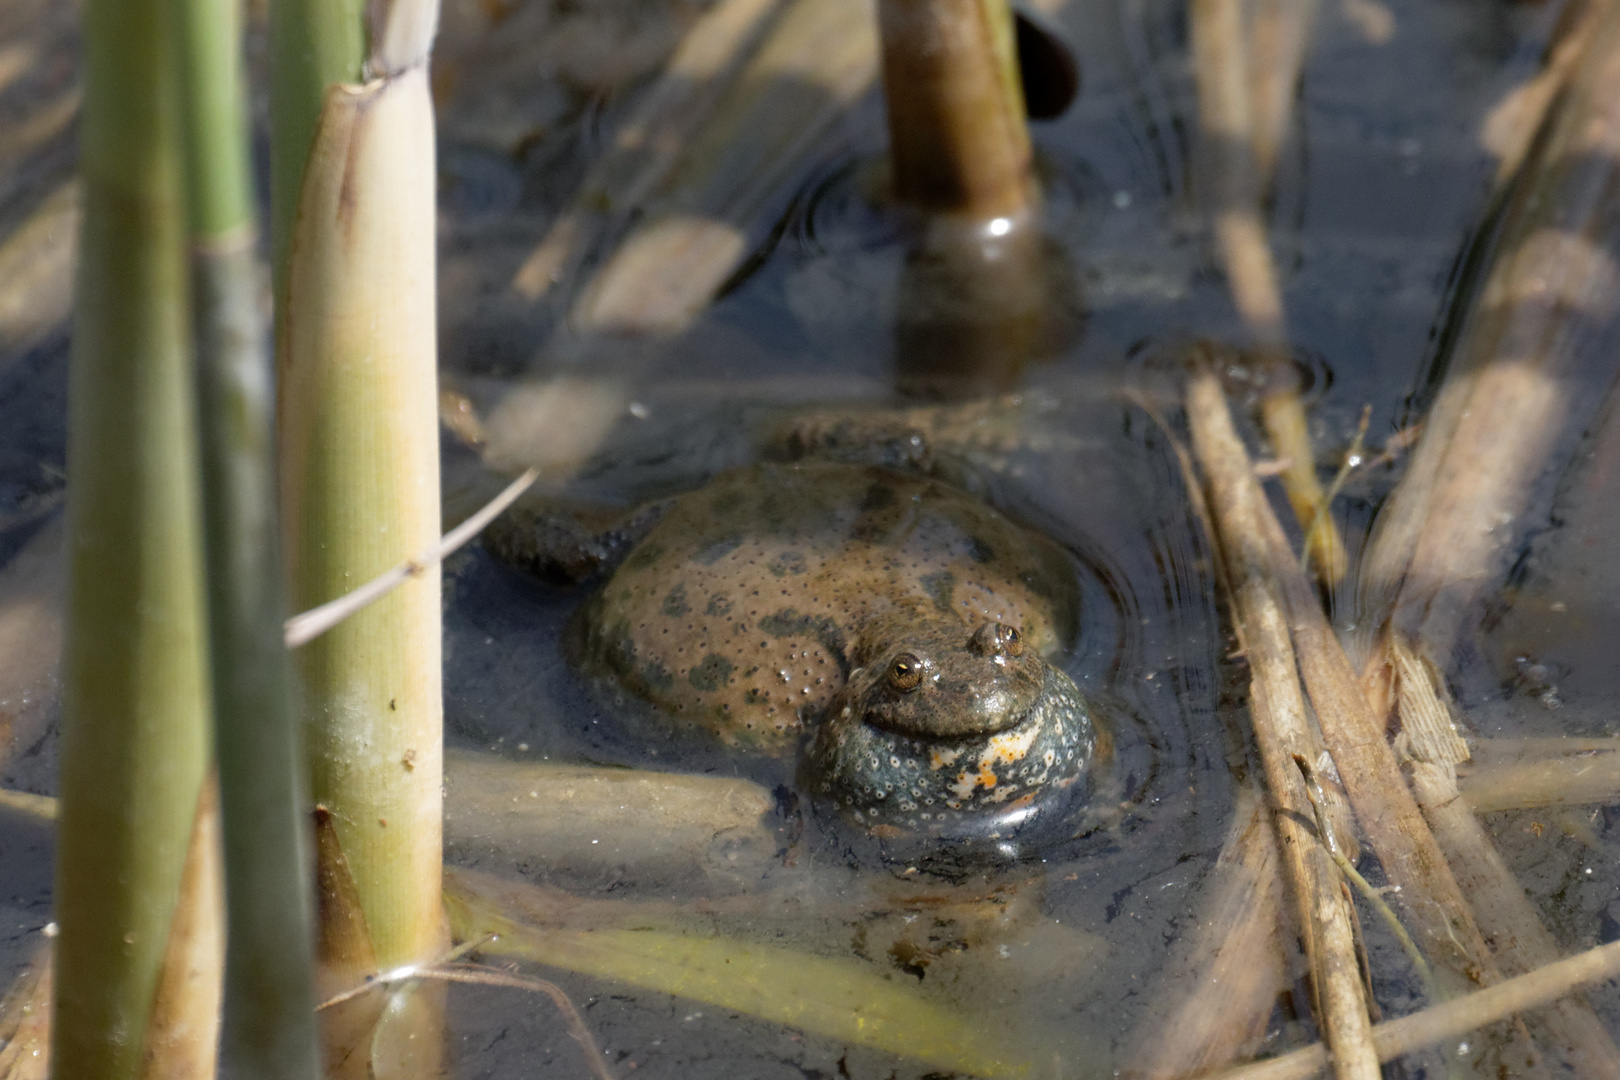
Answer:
[498, 460, 1098, 838]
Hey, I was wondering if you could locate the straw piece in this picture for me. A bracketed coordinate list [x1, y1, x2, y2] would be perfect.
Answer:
[1186, 369, 1379, 1080]
[283, 467, 538, 649]
[1203, 935, 1620, 1080]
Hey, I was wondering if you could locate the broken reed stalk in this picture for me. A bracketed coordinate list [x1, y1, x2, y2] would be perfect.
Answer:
[277, 0, 445, 1071]
[1237, 422, 1505, 999]
[173, 0, 320, 1071]
[1204, 935, 1620, 1080]
[877, 0, 1034, 220]
[52, 0, 221, 1073]
[1189, 0, 1347, 584]
[1185, 369, 1379, 1080]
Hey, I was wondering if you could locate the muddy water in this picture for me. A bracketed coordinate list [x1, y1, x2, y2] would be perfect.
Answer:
[431, 0, 1619, 1073]
[3, 0, 1620, 1074]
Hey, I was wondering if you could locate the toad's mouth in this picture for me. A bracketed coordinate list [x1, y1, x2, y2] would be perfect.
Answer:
[807, 665, 1098, 844]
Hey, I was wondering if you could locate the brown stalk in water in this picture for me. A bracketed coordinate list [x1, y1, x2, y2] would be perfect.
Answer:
[1189, 0, 1348, 584]
[1185, 369, 1380, 1080]
[1201, 935, 1620, 1080]
[1350, 3, 1620, 1072]
[877, 0, 1034, 220]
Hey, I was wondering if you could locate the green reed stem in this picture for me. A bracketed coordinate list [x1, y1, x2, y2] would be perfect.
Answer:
[52, 0, 213, 1073]
[171, 0, 321, 1075]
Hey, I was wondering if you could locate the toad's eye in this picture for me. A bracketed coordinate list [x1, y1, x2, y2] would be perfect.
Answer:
[887, 653, 924, 692]
[998, 624, 1023, 657]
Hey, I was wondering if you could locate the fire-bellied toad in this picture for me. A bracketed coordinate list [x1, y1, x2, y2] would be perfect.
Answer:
[488, 458, 1099, 843]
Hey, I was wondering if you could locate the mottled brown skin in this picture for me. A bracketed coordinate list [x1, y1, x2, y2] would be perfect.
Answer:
[570, 461, 1079, 754]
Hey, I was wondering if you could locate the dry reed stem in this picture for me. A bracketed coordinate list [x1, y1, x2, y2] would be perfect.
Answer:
[1201, 935, 1620, 1080]
[1481, 0, 1609, 191]
[1356, 0, 1620, 665]
[1189, 0, 1347, 584]
[1244, 456, 1505, 997]
[1458, 745, 1620, 812]
[1186, 369, 1379, 1080]
[877, 0, 1034, 219]
[1409, 761, 1620, 1080]
[508, 0, 782, 302]
[1246, 0, 1316, 185]
[1122, 787, 1291, 1079]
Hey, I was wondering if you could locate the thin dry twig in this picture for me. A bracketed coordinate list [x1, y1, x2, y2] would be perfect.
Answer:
[283, 467, 538, 648]
[319, 953, 615, 1080]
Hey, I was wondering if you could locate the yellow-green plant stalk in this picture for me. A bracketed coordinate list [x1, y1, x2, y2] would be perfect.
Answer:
[278, 0, 445, 1004]
[51, 0, 217, 1074]
[876, 0, 1034, 220]
[173, 0, 321, 1073]
[268, 0, 366, 290]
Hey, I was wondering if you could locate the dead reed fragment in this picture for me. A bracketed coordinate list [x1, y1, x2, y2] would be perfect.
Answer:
[1202, 935, 1620, 1080]
[1185, 369, 1379, 1080]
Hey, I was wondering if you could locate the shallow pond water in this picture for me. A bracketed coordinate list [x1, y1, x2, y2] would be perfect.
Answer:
[3, 0, 1620, 1075]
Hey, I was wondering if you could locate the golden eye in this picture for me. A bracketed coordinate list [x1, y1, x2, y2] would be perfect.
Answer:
[888, 653, 923, 692]
[998, 624, 1023, 657]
